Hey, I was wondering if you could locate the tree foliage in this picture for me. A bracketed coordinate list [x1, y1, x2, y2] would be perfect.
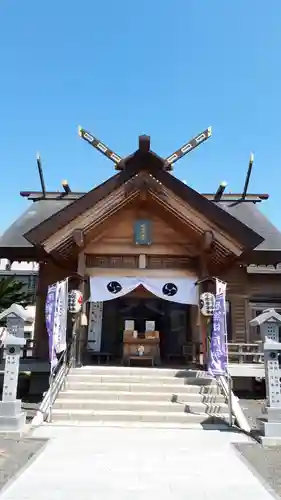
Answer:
[0, 277, 33, 312]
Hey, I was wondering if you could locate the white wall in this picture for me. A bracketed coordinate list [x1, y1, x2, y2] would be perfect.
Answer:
[0, 259, 39, 272]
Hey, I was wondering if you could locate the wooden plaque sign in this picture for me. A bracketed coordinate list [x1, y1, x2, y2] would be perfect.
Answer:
[134, 220, 152, 246]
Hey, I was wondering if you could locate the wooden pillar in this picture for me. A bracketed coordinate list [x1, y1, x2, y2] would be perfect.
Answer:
[76, 251, 88, 366]
[198, 288, 209, 366]
[34, 263, 49, 360]
[198, 240, 213, 368]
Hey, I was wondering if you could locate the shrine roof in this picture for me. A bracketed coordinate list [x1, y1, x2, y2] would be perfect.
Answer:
[0, 199, 74, 259]
[0, 174, 281, 263]
[217, 201, 281, 251]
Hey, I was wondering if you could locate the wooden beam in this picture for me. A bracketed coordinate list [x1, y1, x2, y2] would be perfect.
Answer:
[242, 153, 254, 199]
[49, 249, 77, 270]
[42, 188, 139, 253]
[75, 251, 87, 367]
[19, 191, 270, 202]
[214, 182, 227, 201]
[201, 231, 214, 252]
[73, 229, 85, 248]
[36, 153, 46, 198]
[78, 126, 123, 165]
[197, 254, 212, 368]
[165, 127, 212, 167]
[139, 135, 150, 153]
[62, 180, 71, 194]
[208, 253, 241, 277]
[149, 189, 245, 256]
[124, 171, 166, 199]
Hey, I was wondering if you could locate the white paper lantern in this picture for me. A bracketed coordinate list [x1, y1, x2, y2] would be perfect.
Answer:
[200, 292, 215, 316]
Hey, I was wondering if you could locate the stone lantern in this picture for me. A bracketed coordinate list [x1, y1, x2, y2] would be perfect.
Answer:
[250, 308, 281, 445]
[0, 304, 32, 433]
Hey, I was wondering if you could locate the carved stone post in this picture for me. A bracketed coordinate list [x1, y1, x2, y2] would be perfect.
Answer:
[0, 304, 32, 433]
[250, 308, 281, 446]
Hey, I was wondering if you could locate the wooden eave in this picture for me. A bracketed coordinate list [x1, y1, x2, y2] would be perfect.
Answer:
[43, 194, 236, 269]
[24, 168, 136, 245]
[33, 179, 256, 271]
[24, 156, 264, 252]
[154, 168, 263, 250]
[240, 249, 281, 266]
[0, 245, 45, 262]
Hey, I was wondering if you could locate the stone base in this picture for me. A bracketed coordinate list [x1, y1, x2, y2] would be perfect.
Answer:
[0, 412, 26, 433]
[0, 400, 26, 433]
[267, 407, 281, 421]
[0, 400, 22, 417]
[258, 418, 281, 446]
[261, 436, 281, 447]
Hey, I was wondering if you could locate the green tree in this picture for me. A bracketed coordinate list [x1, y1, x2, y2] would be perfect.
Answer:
[0, 277, 33, 312]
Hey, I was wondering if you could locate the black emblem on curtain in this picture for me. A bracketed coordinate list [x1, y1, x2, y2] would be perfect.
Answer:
[107, 281, 122, 294]
[162, 282, 178, 297]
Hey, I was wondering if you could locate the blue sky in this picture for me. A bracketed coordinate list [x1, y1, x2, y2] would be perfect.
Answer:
[0, 0, 280, 232]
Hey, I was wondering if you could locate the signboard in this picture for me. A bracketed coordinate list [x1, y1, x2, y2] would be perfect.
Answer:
[134, 220, 152, 245]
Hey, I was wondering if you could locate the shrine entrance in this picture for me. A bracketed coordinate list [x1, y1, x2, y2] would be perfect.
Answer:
[89, 285, 193, 365]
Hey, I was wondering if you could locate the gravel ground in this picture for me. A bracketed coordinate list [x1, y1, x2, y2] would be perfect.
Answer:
[234, 442, 281, 499]
[234, 396, 281, 498]
[239, 398, 265, 430]
[0, 437, 47, 493]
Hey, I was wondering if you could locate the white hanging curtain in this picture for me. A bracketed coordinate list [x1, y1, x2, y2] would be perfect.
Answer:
[89, 276, 198, 305]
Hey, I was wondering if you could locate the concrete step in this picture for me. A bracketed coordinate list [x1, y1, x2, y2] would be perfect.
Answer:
[69, 367, 209, 378]
[47, 420, 230, 430]
[58, 389, 225, 403]
[65, 381, 220, 394]
[51, 408, 230, 425]
[67, 374, 216, 386]
[53, 398, 228, 414]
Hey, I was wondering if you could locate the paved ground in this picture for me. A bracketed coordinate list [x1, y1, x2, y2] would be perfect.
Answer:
[0, 425, 276, 500]
[0, 437, 46, 494]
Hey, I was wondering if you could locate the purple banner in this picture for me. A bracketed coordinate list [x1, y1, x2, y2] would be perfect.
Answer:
[45, 284, 58, 371]
[208, 293, 227, 376]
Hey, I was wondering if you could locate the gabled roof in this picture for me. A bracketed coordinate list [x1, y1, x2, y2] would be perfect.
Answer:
[249, 308, 281, 326]
[23, 159, 263, 251]
[2, 156, 281, 262]
[25, 169, 134, 245]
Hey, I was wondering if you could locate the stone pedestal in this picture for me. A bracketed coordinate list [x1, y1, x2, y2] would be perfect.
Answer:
[259, 407, 281, 446]
[0, 400, 26, 433]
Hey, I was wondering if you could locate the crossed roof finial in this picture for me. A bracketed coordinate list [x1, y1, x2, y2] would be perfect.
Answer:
[78, 125, 212, 171]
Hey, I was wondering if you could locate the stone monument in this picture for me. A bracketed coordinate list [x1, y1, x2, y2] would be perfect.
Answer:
[250, 308, 281, 446]
[0, 304, 32, 434]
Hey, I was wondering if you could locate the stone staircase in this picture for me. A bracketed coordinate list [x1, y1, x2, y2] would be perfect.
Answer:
[51, 366, 231, 428]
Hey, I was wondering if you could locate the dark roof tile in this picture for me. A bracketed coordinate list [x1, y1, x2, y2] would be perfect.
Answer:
[217, 202, 281, 251]
[0, 199, 74, 249]
[1, 191, 281, 255]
